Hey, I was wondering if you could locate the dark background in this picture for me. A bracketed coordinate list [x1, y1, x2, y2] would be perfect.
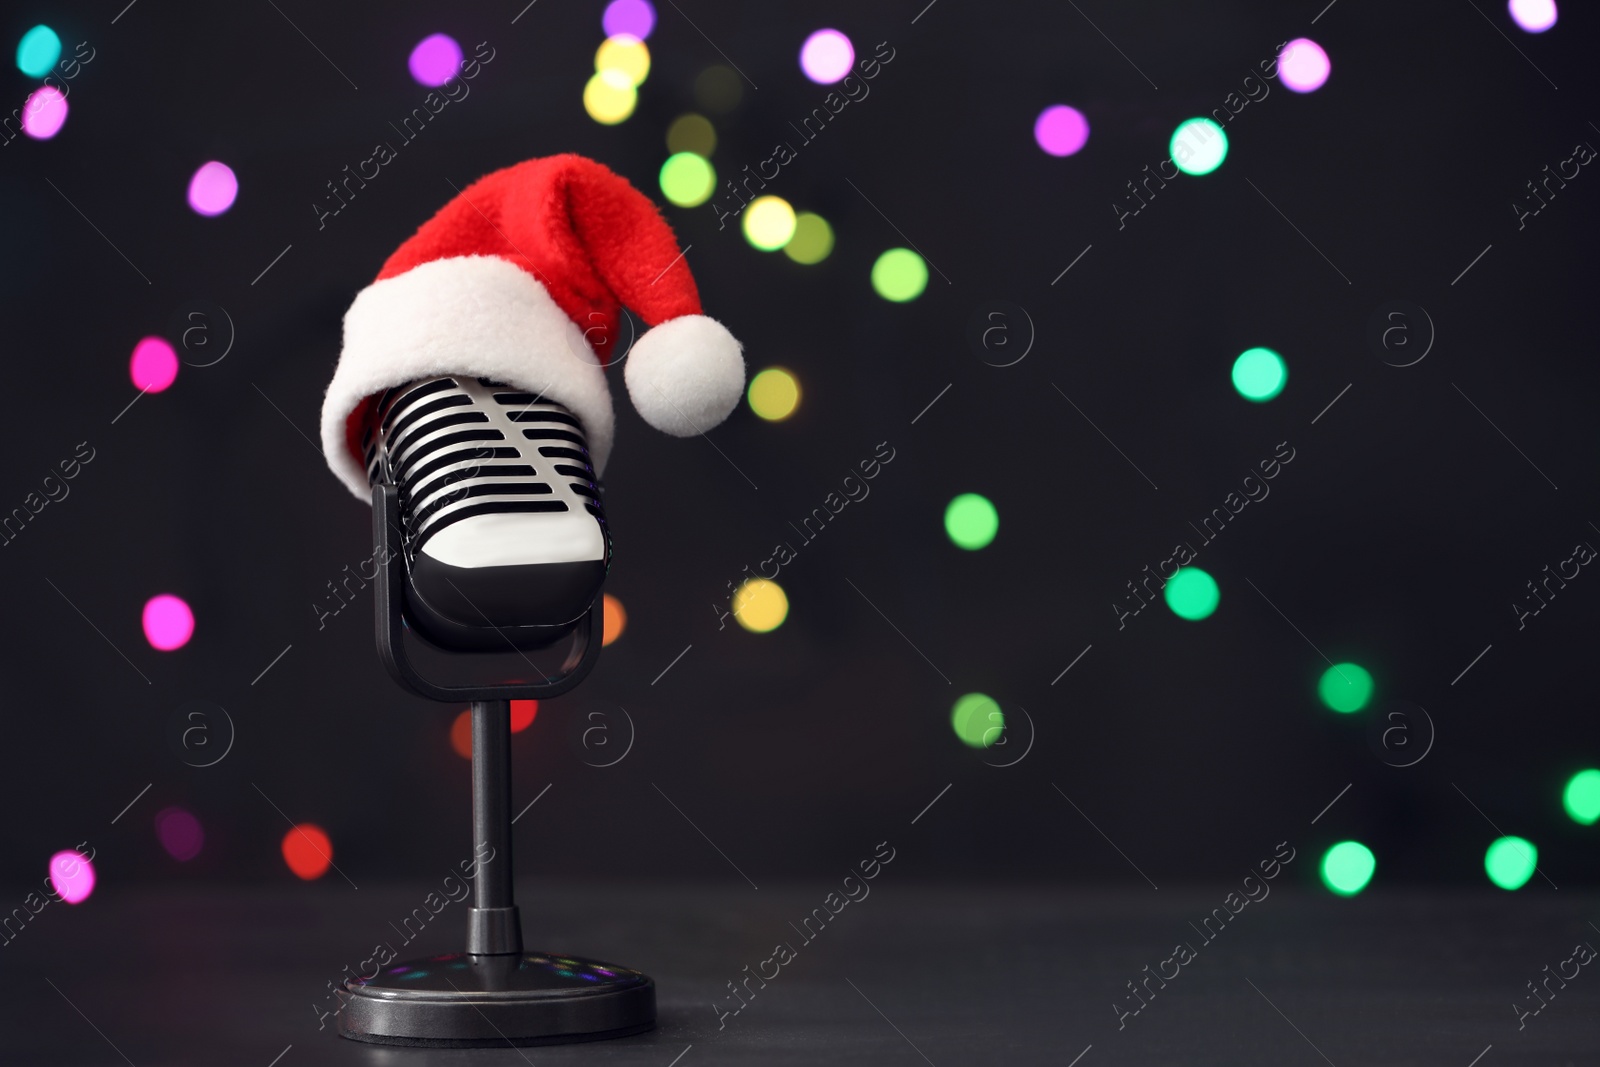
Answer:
[3, 0, 1598, 904]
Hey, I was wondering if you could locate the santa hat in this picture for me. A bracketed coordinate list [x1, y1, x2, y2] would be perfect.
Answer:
[319, 153, 745, 500]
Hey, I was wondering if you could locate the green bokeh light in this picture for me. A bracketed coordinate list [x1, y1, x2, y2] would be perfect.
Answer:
[659, 152, 716, 207]
[1232, 347, 1287, 402]
[1320, 841, 1376, 896]
[783, 212, 834, 265]
[1484, 836, 1537, 890]
[1563, 769, 1600, 825]
[1317, 662, 1373, 713]
[871, 248, 928, 302]
[951, 692, 1004, 749]
[944, 493, 998, 550]
[16, 25, 60, 79]
[1164, 567, 1219, 620]
[1170, 117, 1229, 176]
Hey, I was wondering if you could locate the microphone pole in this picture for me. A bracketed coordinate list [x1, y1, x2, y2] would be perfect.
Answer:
[467, 698, 520, 956]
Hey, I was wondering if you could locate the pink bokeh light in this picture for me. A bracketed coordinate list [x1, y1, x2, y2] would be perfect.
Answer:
[186, 162, 238, 216]
[1279, 38, 1331, 93]
[155, 807, 204, 862]
[129, 337, 179, 393]
[22, 86, 68, 140]
[409, 34, 463, 87]
[48, 850, 95, 904]
[1034, 105, 1090, 157]
[799, 29, 854, 85]
[143, 594, 195, 651]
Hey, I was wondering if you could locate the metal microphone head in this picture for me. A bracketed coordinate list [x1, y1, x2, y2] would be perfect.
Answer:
[363, 376, 610, 652]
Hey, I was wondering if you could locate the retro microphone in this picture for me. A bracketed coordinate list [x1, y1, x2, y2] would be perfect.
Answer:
[317, 154, 744, 1048]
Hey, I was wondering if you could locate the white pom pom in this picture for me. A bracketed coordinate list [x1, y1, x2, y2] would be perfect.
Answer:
[623, 314, 745, 436]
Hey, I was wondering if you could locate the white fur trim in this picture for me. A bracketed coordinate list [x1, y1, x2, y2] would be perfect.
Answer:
[320, 256, 615, 501]
[622, 315, 744, 437]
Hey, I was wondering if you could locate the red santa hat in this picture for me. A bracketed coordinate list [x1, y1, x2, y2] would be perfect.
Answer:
[319, 153, 745, 499]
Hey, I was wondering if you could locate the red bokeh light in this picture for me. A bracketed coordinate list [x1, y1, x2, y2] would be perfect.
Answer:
[510, 699, 538, 733]
[281, 824, 333, 880]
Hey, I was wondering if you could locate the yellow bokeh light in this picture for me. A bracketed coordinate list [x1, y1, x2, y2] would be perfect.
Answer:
[747, 367, 800, 421]
[783, 212, 834, 265]
[742, 196, 797, 251]
[595, 34, 651, 87]
[732, 578, 788, 633]
[584, 69, 638, 125]
[666, 113, 716, 156]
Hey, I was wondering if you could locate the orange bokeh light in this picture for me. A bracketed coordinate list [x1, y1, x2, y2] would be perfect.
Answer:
[602, 593, 626, 645]
[510, 699, 538, 733]
[450, 710, 473, 759]
[281, 824, 333, 880]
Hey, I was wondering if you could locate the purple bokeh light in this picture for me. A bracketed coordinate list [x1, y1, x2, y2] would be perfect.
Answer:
[1279, 38, 1331, 93]
[603, 0, 656, 40]
[155, 807, 205, 862]
[409, 33, 463, 87]
[1508, 0, 1557, 32]
[49, 850, 95, 904]
[1034, 105, 1090, 157]
[21, 86, 67, 140]
[186, 162, 238, 217]
[799, 29, 854, 85]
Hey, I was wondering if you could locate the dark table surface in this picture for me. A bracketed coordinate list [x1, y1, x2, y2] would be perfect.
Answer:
[2, 879, 1595, 1066]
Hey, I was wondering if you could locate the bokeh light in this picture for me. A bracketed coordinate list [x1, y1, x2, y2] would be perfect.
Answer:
[732, 577, 788, 633]
[951, 692, 1004, 749]
[130, 337, 179, 393]
[666, 113, 716, 156]
[142, 594, 195, 651]
[1034, 105, 1090, 157]
[1484, 835, 1537, 890]
[450, 710, 473, 759]
[602, 593, 627, 645]
[187, 161, 238, 217]
[784, 212, 834, 265]
[1279, 39, 1331, 93]
[1170, 118, 1228, 176]
[799, 29, 854, 84]
[21, 86, 67, 140]
[1317, 663, 1373, 713]
[1562, 768, 1600, 824]
[155, 807, 204, 862]
[694, 66, 742, 113]
[603, 0, 656, 40]
[743, 196, 797, 251]
[510, 699, 538, 733]
[596, 34, 650, 87]
[1321, 841, 1375, 895]
[409, 34, 463, 87]
[16, 24, 61, 78]
[659, 152, 716, 207]
[1164, 567, 1219, 620]
[1232, 347, 1287, 401]
[871, 248, 928, 302]
[583, 69, 638, 125]
[48, 850, 95, 904]
[945, 493, 999, 550]
[281, 824, 333, 880]
[1508, 0, 1557, 33]
[748, 367, 800, 421]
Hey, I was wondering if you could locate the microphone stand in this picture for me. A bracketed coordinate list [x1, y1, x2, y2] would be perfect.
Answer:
[336, 481, 655, 1048]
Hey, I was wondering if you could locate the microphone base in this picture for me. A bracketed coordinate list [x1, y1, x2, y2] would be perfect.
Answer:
[336, 950, 655, 1048]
